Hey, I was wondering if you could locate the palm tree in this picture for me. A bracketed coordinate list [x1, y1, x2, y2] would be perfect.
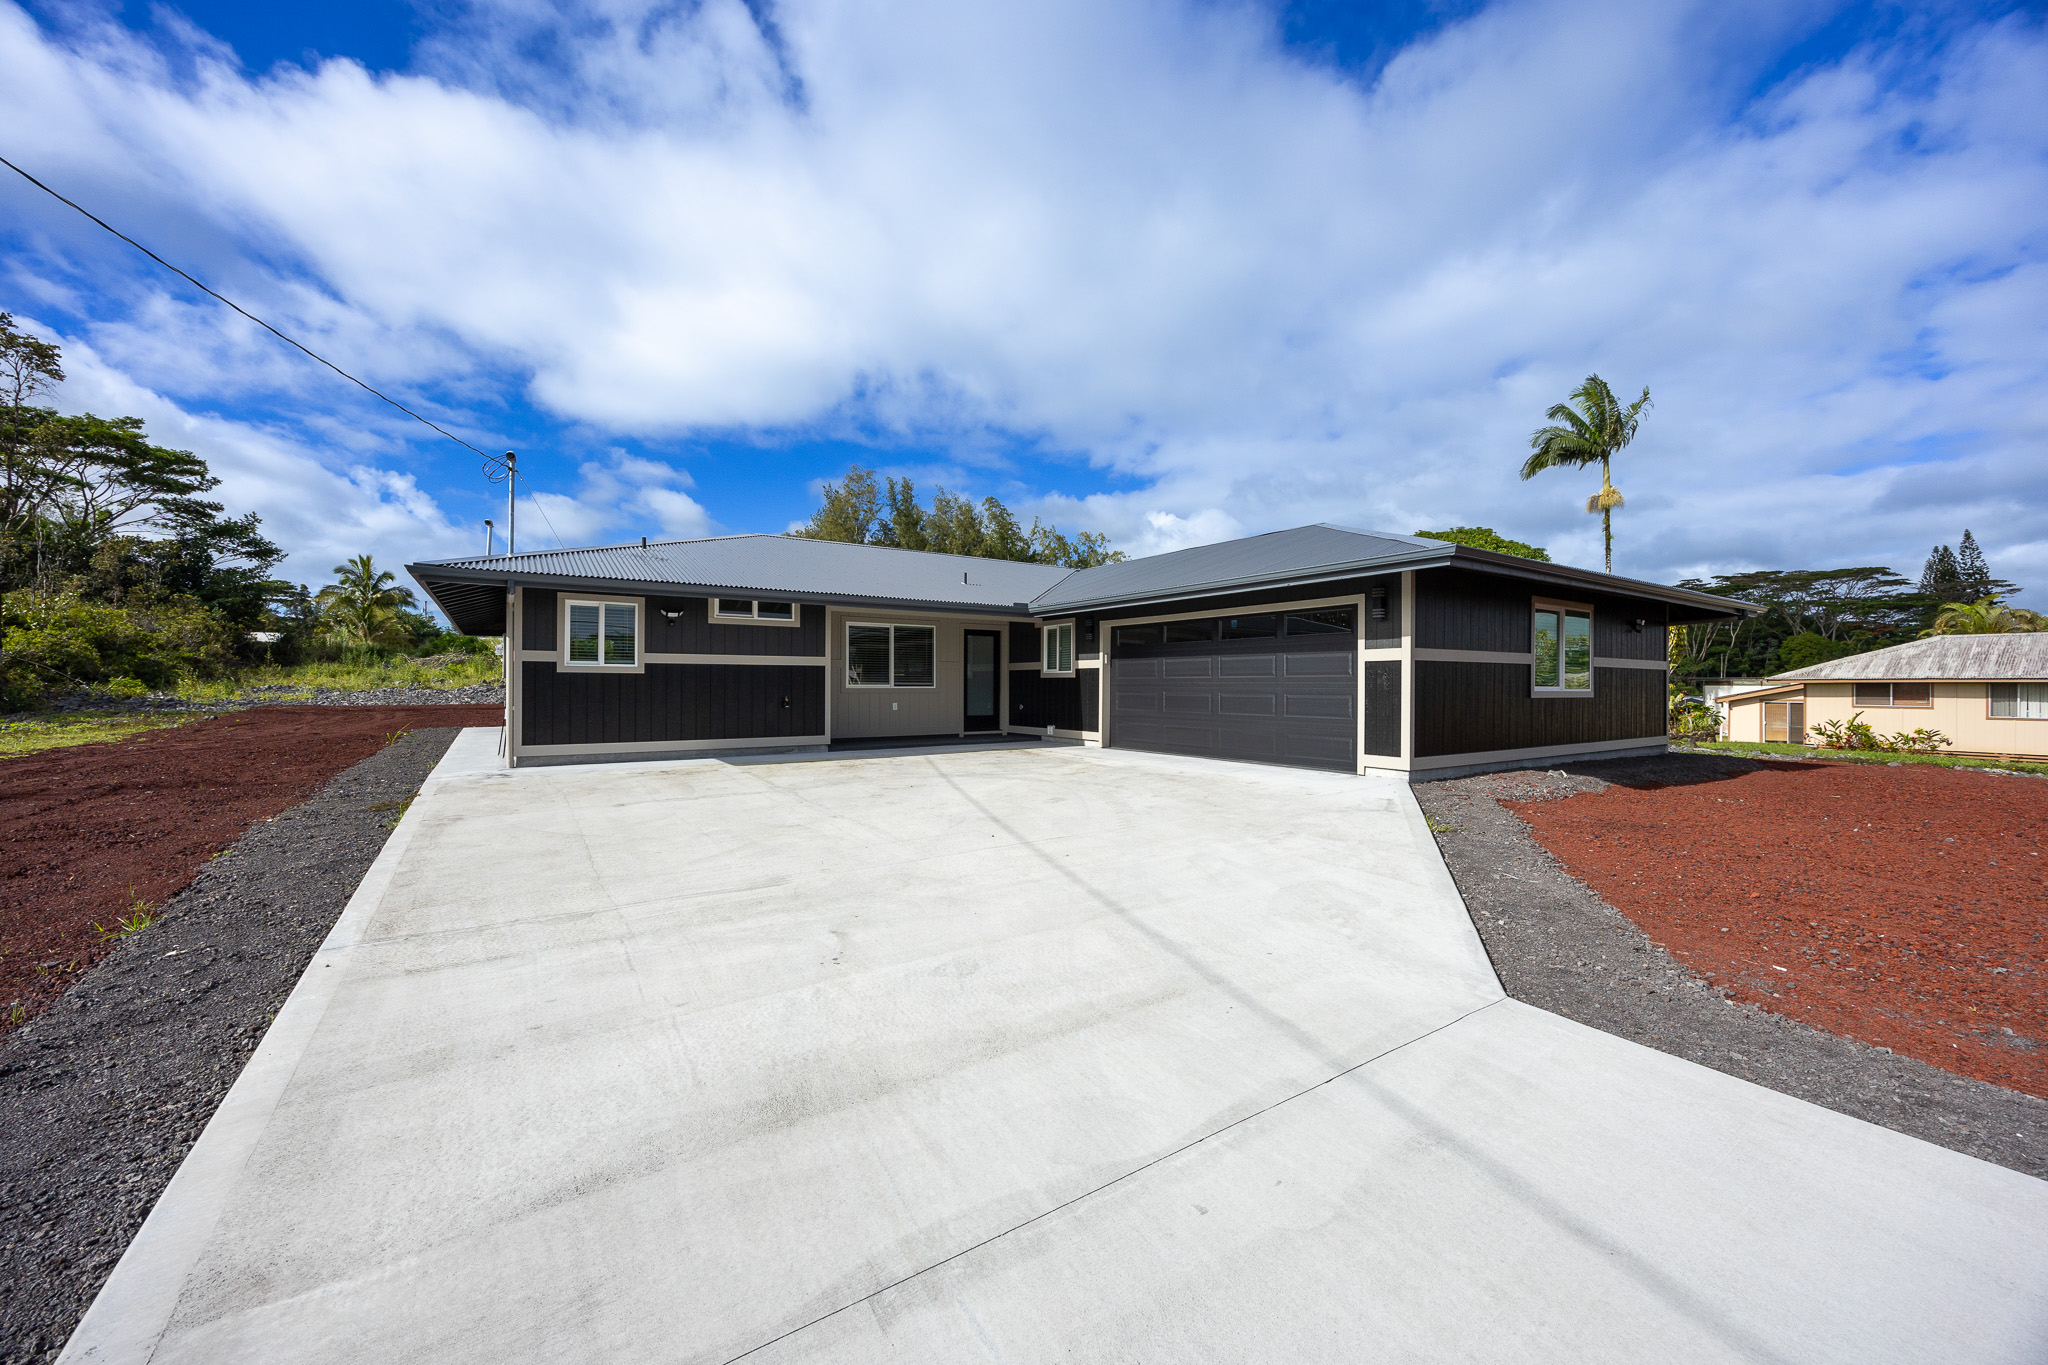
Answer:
[1521, 375, 1651, 574]
[316, 554, 418, 646]
[1923, 596, 2044, 636]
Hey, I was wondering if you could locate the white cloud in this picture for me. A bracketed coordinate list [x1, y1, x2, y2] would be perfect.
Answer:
[2, 0, 2044, 594]
[513, 451, 712, 548]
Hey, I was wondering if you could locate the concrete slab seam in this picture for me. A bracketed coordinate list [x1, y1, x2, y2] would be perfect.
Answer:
[718, 997, 1509, 1365]
[57, 734, 473, 1364]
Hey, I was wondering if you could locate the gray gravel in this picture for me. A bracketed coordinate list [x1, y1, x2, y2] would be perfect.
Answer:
[1414, 752, 2047, 1180]
[25, 683, 503, 717]
[0, 728, 464, 1365]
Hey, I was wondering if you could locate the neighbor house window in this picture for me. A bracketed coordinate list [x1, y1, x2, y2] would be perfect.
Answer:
[1853, 683, 1932, 707]
[713, 598, 799, 624]
[1989, 683, 2048, 719]
[1042, 622, 1074, 675]
[846, 623, 936, 688]
[1532, 601, 1592, 693]
[566, 600, 638, 667]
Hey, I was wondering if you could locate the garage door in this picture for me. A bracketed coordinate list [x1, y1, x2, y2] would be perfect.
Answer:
[1109, 607, 1357, 771]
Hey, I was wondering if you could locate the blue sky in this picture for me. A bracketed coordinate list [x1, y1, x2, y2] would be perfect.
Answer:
[3, 0, 2044, 608]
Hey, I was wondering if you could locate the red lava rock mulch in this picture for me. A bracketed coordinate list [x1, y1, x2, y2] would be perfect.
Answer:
[0, 705, 502, 1033]
[1510, 761, 2047, 1098]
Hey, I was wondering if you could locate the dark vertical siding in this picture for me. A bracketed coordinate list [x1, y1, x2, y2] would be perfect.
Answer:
[1010, 621, 1042, 664]
[1361, 661, 1401, 756]
[1414, 566, 1669, 660]
[522, 592, 824, 657]
[1078, 669, 1101, 731]
[1412, 662, 1664, 757]
[522, 662, 825, 747]
[1077, 616, 1101, 661]
[523, 589, 557, 651]
[1360, 574, 1401, 646]
[1010, 671, 1083, 730]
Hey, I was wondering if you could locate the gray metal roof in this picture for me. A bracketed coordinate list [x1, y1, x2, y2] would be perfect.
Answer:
[409, 523, 1757, 636]
[1771, 633, 2048, 682]
[1027, 523, 1754, 619]
[410, 534, 1072, 612]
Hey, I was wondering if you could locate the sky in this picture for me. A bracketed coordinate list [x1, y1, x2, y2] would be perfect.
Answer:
[2, 0, 2043, 611]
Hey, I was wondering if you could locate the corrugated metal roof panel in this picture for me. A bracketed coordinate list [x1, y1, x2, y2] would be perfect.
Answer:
[412, 534, 1073, 610]
[1029, 525, 1446, 612]
[1771, 633, 2048, 682]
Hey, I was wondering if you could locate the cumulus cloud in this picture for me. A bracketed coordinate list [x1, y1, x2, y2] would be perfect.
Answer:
[1, 0, 2043, 593]
[516, 452, 713, 548]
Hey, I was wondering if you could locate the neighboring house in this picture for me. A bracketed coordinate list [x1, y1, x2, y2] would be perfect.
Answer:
[1718, 634, 2048, 757]
[406, 524, 1751, 779]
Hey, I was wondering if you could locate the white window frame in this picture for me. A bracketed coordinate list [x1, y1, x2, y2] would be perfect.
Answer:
[711, 598, 803, 628]
[1531, 597, 1594, 697]
[560, 597, 643, 672]
[1041, 621, 1075, 677]
[845, 622, 938, 689]
[1989, 682, 2048, 720]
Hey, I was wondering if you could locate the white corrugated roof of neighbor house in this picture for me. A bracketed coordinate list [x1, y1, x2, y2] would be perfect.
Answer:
[408, 524, 1755, 617]
[1769, 632, 2048, 682]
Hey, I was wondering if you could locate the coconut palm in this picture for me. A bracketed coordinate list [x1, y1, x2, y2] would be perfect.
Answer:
[1521, 375, 1651, 574]
[316, 554, 418, 646]
[1922, 596, 2044, 636]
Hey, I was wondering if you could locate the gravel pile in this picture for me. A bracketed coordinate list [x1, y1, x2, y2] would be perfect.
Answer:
[1414, 753, 2045, 1179]
[0, 728, 464, 1364]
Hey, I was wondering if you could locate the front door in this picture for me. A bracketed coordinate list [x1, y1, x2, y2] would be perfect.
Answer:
[963, 630, 1001, 731]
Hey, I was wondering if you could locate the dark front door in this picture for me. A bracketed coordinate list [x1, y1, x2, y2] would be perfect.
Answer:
[963, 630, 1001, 731]
[1108, 607, 1357, 771]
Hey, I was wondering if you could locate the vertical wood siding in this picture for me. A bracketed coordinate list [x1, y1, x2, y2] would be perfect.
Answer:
[520, 662, 825, 746]
[1362, 661, 1401, 756]
[1412, 662, 1664, 757]
[1414, 567, 1668, 660]
[1011, 671, 1084, 730]
[521, 591, 824, 656]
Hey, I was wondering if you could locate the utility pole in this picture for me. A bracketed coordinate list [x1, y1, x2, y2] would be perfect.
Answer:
[504, 451, 517, 555]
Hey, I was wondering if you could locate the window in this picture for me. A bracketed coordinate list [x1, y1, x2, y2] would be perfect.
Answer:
[1989, 683, 2048, 719]
[1219, 614, 1278, 640]
[566, 600, 637, 667]
[1163, 620, 1214, 644]
[1285, 608, 1355, 637]
[1043, 622, 1075, 675]
[1853, 683, 1932, 708]
[1533, 602, 1592, 693]
[1114, 624, 1160, 648]
[846, 624, 936, 688]
[714, 599, 799, 625]
[1765, 701, 1805, 744]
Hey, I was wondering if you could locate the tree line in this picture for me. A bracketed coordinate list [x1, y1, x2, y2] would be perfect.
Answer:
[792, 466, 1124, 568]
[0, 315, 467, 708]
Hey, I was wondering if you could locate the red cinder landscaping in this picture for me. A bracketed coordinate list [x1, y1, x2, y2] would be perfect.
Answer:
[0, 706, 502, 1032]
[1509, 761, 2047, 1098]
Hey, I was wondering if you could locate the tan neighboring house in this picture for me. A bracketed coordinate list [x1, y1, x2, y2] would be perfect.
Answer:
[1719, 634, 2048, 758]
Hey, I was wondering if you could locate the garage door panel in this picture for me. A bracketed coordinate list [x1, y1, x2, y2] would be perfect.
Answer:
[1218, 655, 1277, 678]
[1284, 652, 1352, 677]
[1284, 693, 1353, 719]
[1110, 612, 1359, 774]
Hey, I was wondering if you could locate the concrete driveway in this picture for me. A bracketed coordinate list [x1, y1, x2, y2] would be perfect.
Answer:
[66, 733, 2048, 1363]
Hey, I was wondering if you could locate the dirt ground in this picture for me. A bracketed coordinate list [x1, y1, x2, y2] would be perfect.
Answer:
[0, 706, 502, 1033]
[1510, 759, 2045, 1098]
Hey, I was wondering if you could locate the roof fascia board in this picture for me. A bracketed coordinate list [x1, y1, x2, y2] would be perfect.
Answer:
[406, 564, 1040, 617]
[1433, 550, 1760, 617]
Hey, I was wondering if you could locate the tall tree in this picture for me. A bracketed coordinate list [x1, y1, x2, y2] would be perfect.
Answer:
[1521, 375, 1651, 573]
[1919, 543, 1962, 599]
[316, 554, 418, 646]
[1955, 530, 1993, 600]
[794, 465, 1123, 569]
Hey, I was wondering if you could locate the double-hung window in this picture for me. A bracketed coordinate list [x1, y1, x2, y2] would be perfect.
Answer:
[1532, 601, 1592, 694]
[1989, 683, 2048, 719]
[1041, 622, 1075, 675]
[846, 624, 936, 688]
[713, 598, 798, 624]
[566, 600, 638, 668]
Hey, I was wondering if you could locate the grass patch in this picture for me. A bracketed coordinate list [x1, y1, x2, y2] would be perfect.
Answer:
[368, 792, 416, 828]
[175, 652, 501, 703]
[0, 712, 199, 760]
[1681, 739, 2048, 777]
[92, 897, 159, 942]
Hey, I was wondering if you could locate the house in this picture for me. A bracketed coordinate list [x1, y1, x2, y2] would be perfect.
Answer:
[405, 524, 1752, 779]
[1717, 633, 2048, 757]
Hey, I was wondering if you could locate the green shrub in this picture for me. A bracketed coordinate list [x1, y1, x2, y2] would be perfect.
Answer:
[1, 591, 235, 709]
[1808, 711, 1951, 755]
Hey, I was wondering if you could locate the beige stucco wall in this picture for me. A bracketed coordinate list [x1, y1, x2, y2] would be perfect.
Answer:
[827, 609, 1018, 739]
[1723, 680, 2048, 757]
